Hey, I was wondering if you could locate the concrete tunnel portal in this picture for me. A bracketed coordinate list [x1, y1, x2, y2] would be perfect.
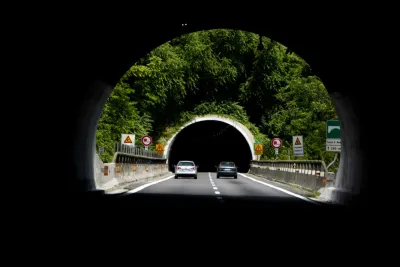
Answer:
[165, 117, 254, 173]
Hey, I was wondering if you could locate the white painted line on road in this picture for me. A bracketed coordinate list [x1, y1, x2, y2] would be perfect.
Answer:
[126, 175, 175, 194]
[239, 173, 320, 205]
[209, 172, 221, 195]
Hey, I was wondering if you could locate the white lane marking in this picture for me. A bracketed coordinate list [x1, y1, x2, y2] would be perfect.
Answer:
[209, 172, 222, 195]
[239, 173, 320, 205]
[126, 175, 174, 194]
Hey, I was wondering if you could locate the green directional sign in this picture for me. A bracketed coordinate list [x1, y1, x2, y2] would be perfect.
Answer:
[326, 120, 341, 152]
[326, 120, 341, 139]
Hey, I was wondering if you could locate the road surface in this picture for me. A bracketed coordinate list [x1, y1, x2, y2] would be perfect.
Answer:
[110, 172, 334, 208]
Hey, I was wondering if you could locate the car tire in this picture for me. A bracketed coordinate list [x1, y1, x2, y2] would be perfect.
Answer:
[234, 175, 237, 179]
[217, 175, 220, 178]
[194, 175, 197, 179]
[175, 176, 178, 179]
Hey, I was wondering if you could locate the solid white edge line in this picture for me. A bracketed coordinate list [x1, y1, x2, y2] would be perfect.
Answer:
[125, 175, 175, 194]
[239, 173, 320, 205]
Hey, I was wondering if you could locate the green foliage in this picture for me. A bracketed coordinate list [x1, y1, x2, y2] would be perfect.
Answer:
[156, 101, 269, 149]
[96, 29, 339, 167]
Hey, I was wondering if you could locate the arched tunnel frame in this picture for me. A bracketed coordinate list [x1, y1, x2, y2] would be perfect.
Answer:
[163, 115, 257, 164]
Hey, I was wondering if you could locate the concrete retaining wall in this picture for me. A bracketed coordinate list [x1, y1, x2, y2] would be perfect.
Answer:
[249, 165, 328, 191]
[93, 153, 170, 191]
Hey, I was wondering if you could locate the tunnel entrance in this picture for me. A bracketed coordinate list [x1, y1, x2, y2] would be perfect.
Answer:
[168, 121, 252, 173]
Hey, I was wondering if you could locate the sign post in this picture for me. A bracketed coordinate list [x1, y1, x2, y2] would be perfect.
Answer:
[326, 120, 341, 152]
[292, 135, 304, 157]
[254, 142, 263, 160]
[156, 144, 164, 154]
[271, 138, 282, 159]
[141, 135, 152, 150]
[121, 134, 135, 147]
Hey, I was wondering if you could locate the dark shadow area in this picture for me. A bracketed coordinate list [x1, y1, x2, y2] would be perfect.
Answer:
[71, 192, 346, 210]
[168, 121, 252, 172]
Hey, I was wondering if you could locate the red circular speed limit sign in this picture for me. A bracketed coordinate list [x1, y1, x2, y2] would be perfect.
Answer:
[141, 136, 152, 146]
[271, 138, 282, 149]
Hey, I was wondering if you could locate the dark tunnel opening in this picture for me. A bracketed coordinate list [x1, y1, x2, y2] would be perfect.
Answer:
[168, 121, 252, 173]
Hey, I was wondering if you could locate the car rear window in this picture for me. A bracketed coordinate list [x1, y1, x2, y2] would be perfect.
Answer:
[178, 162, 195, 166]
[220, 162, 234, 166]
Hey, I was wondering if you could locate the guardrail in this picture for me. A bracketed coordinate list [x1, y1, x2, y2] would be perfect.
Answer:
[249, 160, 333, 191]
[114, 142, 165, 160]
[251, 160, 329, 177]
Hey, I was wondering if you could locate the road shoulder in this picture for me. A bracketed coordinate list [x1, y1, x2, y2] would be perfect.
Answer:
[105, 172, 174, 195]
[240, 172, 325, 203]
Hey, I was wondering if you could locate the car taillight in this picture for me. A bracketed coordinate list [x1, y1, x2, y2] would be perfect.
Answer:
[177, 167, 181, 170]
[191, 167, 195, 170]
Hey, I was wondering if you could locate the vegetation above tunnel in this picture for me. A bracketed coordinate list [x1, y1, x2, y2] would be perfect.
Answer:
[157, 101, 269, 154]
[96, 29, 338, 170]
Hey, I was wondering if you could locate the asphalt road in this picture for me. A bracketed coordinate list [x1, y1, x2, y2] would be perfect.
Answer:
[112, 172, 336, 208]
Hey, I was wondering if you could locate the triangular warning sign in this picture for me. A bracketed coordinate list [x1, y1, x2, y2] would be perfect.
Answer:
[295, 137, 301, 145]
[256, 144, 262, 151]
[124, 136, 132, 143]
[156, 144, 163, 151]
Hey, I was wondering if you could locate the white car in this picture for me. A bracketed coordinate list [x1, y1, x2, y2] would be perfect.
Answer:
[174, 161, 198, 179]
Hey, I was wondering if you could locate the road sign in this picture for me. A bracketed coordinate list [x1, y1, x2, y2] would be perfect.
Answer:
[141, 135, 152, 146]
[271, 138, 282, 149]
[156, 144, 164, 153]
[254, 144, 263, 155]
[326, 120, 341, 152]
[292, 135, 304, 157]
[121, 134, 135, 147]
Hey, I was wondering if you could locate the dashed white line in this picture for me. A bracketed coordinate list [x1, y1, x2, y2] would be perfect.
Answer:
[239, 173, 320, 205]
[209, 172, 223, 201]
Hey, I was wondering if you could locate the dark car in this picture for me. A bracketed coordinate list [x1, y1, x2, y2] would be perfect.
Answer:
[216, 161, 237, 179]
